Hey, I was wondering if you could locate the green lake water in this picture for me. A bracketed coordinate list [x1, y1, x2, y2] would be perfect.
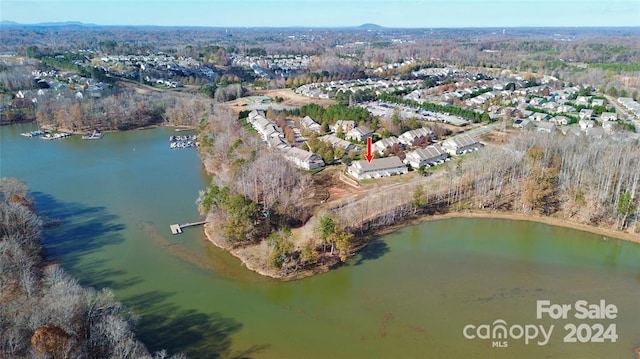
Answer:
[2, 124, 639, 358]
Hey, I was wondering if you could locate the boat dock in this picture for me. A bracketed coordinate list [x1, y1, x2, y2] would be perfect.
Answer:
[170, 220, 206, 235]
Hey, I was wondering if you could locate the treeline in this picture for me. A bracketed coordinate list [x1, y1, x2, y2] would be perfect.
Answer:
[289, 103, 377, 129]
[198, 107, 311, 268]
[40, 56, 109, 83]
[33, 89, 208, 131]
[379, 94, 490, 123]
[0, 178, 186, 359]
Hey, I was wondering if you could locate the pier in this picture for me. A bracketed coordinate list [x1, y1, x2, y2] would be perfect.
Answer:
[170, 220, 206, 235]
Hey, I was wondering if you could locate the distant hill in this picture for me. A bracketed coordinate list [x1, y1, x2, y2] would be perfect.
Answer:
[357, 23, 384, 30]
[0, 21, 98, 27]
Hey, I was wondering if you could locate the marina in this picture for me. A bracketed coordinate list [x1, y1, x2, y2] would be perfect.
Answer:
[169, 134, 199, 149]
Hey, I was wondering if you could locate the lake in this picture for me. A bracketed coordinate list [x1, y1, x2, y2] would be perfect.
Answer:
[2, 124, 639, 358]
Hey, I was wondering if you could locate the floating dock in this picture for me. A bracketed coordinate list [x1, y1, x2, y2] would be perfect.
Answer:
[170, 220, 206, 235]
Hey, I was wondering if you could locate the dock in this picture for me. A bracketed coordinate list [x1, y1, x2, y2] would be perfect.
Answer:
[170, 220, 206, 235]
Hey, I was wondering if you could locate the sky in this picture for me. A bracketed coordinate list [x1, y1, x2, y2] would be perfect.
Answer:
[2, 0, 639, 28]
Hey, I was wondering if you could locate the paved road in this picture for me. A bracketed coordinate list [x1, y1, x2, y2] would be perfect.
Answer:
[461, 122, 502, 139]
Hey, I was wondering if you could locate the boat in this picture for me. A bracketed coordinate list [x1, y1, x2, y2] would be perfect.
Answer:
[82, 130, 103, 140]
[41, 132, 71, 140]
[20, 130, 45, 137]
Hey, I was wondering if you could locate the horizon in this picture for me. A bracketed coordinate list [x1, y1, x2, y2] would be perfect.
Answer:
[2, 0, 639, 28]
[3, 20, 640, 30]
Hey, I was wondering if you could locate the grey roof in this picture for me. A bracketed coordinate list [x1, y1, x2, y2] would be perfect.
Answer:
[350, 156, 406, 172]
[285, 147, 321, 162]
[301, 115, 320, 129]
[374, 136, 400, 150]
[443, 134, 478, 148]
[319, 135, 355, 150]
[406, 144, 445, 161]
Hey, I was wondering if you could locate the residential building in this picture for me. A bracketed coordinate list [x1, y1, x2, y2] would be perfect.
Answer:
[576, 96, 591, 106]
[537, 122, 557, 133]
[529, 112, 551, 121]
[284, 147, 325, 170]
[618, 97, 640, 119]
[579, 109, 594, 121]
[579, 119, 595, 130]
[345, 126, 373, 142]
[373, 136, 401, 155]
[555, 105, 576, 114]
[600, 112, 617, 122]
[398, 127, 434, 146]
[300, 115, 321, 133]
[513, 118, 534, 129]
[591, 99, 605, 107]
[331, 120, 356, 133]
[404, 144, 448, 169]
[441, 134, 482, 155]
[347, 156, 408, 180]
[247, 110, 283, 142]
[550, 116, 569, 125]
[319, 135, 357, 153]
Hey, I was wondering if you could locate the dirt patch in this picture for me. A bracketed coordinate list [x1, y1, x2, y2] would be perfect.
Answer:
[252, 88, 336, 108]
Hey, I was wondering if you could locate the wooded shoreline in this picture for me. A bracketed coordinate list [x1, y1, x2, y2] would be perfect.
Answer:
[203, 207, 639, 281]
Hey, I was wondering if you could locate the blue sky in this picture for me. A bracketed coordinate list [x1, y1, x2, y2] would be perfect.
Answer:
[2, 0, 639, 27]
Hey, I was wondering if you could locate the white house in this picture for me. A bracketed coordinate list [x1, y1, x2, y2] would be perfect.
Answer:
[331, 120, 356, 133]
[284, 147, 325, 170]
[441, 134, 482, 155]
[347, 156, 408, 180]
[579, 109, 594, 121]
[600, 112, 617, 122]
[404, 144, 448, 169]
[373, 136, 401, 155]
[576, 96, 591, 106]
[398, 127, 434, 146]
[550, 116, 569, 125]
[529, 112, 551, 121]
[345, 126, 373, 142]
[579, 119, 595, 130]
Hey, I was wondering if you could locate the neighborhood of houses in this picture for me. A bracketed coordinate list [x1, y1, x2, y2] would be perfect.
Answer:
[245, 109, 482, 181]
[295, 68, 639, 143]
[232, 54, 311, 79]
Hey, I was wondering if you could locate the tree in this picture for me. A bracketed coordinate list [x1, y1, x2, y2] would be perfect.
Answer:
[333, 230, 354, 262]
[412, 185, 426, 212]
[267, 229, 294, 269]
[616, 191, 635, 229]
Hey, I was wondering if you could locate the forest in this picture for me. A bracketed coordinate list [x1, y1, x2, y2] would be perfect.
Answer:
[0, 178, 186, 359]
[197, 107, 317, 269]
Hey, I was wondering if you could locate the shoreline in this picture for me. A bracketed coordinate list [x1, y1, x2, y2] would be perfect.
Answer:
[418, 210, 639, 244]
[203, 209, 639, 281]
[203, 219, 338, 281]
[9, 120, 196, 134]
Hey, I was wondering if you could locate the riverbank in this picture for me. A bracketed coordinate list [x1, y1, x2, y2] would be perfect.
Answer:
[202, 207, 639, 281]
[203, 216, 340, 280]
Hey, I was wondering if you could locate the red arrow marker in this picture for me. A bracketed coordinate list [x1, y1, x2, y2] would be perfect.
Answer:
[365, 137, 373, 163]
